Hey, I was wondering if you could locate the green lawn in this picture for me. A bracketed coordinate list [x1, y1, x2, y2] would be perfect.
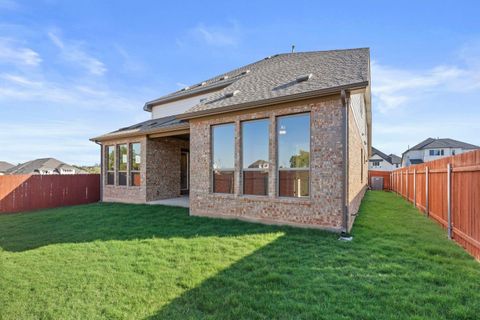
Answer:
[0, 191, 479, 319]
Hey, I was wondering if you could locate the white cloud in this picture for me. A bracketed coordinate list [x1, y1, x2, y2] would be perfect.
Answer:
[0, 72, 142, 110]
[0, 38, 41, 66]
[48, 31, 107, 76]
[180, 21, 242, 47]
[372, 53, 480, 113]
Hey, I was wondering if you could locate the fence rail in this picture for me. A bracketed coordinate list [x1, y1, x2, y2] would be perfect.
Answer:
[0, 174, 100, 214]
[390, 150, 480, 260]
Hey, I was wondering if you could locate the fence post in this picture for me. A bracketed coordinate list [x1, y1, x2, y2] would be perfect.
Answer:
[425, 166, 429, 217]
[447, 163, 453, 239]
[400, 171, 402, 195]
[413, 169, 416, 208]
[406, 170, 409, 201]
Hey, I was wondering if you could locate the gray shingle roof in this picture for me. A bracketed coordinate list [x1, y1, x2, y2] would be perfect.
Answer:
[95, 48, 370, 141]
[0, 161, 14, 172]
[6, 158, 86, 175]
[389, 154, 401, 164]
[91, 115, 188, 141]
[371, 147, 400, 165]
[145, 48, 370, 116]
[406, 138, 479, 152]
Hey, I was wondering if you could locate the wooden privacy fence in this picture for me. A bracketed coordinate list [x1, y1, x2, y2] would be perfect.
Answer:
[0, 174, 100, 214]
[390, 150, 480, 260]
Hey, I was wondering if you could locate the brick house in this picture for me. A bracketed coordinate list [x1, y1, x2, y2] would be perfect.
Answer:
[91, 48, 371, 232]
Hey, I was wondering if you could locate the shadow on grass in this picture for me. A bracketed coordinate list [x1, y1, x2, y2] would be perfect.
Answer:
[1, 192, 479, 319]
[145, 191, 480, 320]
[0, 202, 282, 252]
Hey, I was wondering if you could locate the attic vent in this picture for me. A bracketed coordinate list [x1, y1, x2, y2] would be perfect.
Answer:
[180, 86, 190, 91]
[201, 81, 206, 86]
[239, 69, 250, 76]
[224, 90, 240, 98]
[296, 73, 313, 83]
[219, 75, 229, 80]
[264, 55, 272, 60]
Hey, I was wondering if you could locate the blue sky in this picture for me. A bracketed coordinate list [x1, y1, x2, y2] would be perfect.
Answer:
[1, 0, 479, 165]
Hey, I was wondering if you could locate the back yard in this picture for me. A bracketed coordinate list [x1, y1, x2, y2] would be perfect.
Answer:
[0, 191, 479, 319]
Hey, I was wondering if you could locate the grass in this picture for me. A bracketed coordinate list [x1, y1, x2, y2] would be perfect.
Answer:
[0, 191, 479, 319]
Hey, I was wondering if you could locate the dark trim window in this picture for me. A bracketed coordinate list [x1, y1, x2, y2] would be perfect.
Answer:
[212, 123, 235, 193]
[372, 161, 380, 167]
[242, 119, 269, 195]
[118, 144, 128, 186]
[106, 145, 115, 185]
[130, 143, 141, 186]
[429, 149, 444, 156]
[277, 113, 310, 197]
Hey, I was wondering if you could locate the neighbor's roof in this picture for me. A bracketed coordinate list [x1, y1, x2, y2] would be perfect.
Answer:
[371, 147, 400, 165]
[145, 48, 370, 118]
[389, 154, 401, 164]
[91, 115, 188, 141]
[0, 161, 14, 172]
[6, 158, 85, 175]
[404, 138, 480, 153]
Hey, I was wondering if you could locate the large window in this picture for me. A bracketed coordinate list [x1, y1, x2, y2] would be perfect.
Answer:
[212, 123, 235, 193]
[277, 113, 310, 197]
[130, 143, 141, 186]
[106, 146, 115, 185]
[118, 144, 128, 185]
[242, 119, 269, 195]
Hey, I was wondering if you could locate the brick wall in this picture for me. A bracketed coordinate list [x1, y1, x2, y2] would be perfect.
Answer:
[102, 136, 148, 203]
[189, 95, 345, 231]
[347, 97, 369, 230]
[146, 137, 189, 201]
[101, 136, 188, 203]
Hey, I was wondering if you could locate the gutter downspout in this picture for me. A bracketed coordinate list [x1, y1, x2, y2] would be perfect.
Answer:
[94, 141, 103, 202]
[341, 90, 349, 234]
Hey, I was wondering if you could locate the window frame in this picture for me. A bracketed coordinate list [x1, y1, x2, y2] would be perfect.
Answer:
[117, 143, 128, 186]
[129, 142, 141, 187]
[276, 112, 311, 199]
[105, 145, 115, 185]
[211, 122, 236, 194]
[241, 118, 270, 196]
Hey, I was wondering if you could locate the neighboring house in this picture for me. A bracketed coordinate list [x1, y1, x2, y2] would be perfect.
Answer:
[402, 138, 479, 167]
[6, 158, 87, 175]
[91, 48, 372, 232]
[369, 147, 401, 171]
[0, 161, 14, 175]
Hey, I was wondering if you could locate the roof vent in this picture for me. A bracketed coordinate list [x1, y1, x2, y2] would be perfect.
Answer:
[180, 86, 190, 91]
[239, 69, 250, 76]
[296, 73, 313, 83]
[201, 81, 206, 86]
[224, 90, 240, 98]
[219, 75, 229, 80]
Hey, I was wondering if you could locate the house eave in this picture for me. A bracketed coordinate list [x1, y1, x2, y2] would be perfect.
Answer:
[176, 81, 369, 120]
[143, 79, 237, 112]
[90, 123, 190, 143]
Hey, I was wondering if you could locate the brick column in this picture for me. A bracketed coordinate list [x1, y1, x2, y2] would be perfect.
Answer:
[234, 119, 241, 196]
[269, 114, 277, 197]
